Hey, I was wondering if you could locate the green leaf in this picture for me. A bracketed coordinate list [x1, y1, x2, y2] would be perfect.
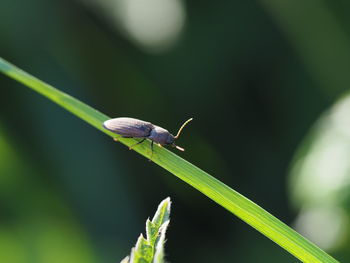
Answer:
[153, 220, 169, 263]
[150, 198, 171, 234]
[146, 219, 157, 247]
[122, 198, 171, 263]
[0, 57, 339, 263]
[130, 234, 152, 263]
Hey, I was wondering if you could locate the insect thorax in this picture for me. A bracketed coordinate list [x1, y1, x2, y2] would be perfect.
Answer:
[149, 126, 174, 145]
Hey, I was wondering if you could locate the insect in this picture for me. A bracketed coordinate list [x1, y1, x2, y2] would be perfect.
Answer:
[103, 117, 193, 158]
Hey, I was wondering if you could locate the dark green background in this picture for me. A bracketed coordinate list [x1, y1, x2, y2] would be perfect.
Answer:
[1, 0, 349, 262]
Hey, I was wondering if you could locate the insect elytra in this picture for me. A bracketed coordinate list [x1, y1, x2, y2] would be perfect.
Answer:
[103, 117, 193, 156]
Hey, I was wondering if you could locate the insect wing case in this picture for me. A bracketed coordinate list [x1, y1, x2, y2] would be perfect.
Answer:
[103, 118, 154, 137]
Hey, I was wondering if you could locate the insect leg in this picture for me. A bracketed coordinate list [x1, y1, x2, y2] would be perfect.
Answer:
[128, 138, 146, 150]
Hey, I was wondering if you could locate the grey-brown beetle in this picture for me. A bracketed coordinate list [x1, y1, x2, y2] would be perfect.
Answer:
[103, 117, 193, 157]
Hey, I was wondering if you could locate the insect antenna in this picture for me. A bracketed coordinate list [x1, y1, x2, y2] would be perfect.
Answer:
[174, 145, 185, 151]
[174, 118, 193, 139]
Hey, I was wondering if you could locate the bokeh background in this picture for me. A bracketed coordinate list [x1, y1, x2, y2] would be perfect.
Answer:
[1, 0, 350, 262]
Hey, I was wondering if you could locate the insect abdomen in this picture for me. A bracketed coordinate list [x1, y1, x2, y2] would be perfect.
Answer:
[103, 117, 153, 137]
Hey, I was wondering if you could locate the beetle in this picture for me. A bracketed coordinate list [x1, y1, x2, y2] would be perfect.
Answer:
[103, 117, 193, 157]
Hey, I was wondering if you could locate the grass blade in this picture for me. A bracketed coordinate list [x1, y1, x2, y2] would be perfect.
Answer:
[0, 57, 339, 263]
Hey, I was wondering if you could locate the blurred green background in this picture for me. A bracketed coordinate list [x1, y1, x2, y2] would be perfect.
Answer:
[1, 0, 350, 262]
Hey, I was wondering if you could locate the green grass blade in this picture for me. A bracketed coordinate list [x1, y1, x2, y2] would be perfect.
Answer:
[0, 57, 339, 263]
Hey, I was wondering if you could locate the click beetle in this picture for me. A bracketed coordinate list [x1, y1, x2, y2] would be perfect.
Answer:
[103, 117, 193, 157]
